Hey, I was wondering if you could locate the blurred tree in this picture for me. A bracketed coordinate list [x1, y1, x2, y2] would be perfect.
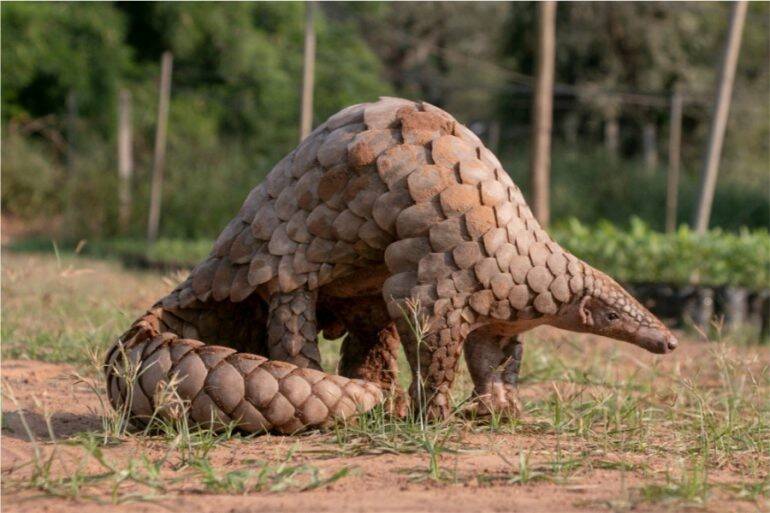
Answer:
[2, 2, 391, 239]
[1, 3, 130, 130]
[351, 2, 510, 122]
[118, 2, 390, 153]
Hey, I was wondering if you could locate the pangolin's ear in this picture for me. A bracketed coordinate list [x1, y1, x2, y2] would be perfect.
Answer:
[578, 295, 594, 327]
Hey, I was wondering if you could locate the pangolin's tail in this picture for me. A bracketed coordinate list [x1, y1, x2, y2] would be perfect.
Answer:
[104, 306, 383, 434]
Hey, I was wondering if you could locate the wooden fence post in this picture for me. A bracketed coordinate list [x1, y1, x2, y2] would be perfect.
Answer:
[665, 84, 683, 232]
[563, 112, 579, 146]
[118, 89, 133, 233]
[643, 121, 658, 171]
[530, 0, 557, 227]
[300, 1, 317, 141]
[693, 1, 747, 233]
[604, 107, 619, 159]
[487, 120, 500, 155]
[66, 91, 77, 174]
[147, 51, 173, 244]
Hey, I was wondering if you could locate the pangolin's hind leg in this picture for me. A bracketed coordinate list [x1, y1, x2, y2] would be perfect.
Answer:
[266, 289, 322, 370]
[322, 296, 409, 417]
[462, 329, 523, 419]
[340, 325, 408, 417]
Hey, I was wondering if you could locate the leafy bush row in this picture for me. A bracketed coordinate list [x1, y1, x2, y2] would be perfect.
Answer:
[129, 221, 768, 290]
[553, 218, 769, 290]
[100, 219, 770, 290]
[87, 238, 213, 269]
[11, 219, 767, 290]
[7, 237, 211, 270]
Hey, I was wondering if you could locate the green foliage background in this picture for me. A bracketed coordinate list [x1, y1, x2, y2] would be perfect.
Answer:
[2, 2, 768, 241]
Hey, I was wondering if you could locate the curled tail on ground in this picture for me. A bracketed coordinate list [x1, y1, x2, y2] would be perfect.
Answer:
[104, 304, 383, 434]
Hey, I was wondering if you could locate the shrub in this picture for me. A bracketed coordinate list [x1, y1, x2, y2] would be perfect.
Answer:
[1, 130, 64, 219]
[553, 218, 770, 290]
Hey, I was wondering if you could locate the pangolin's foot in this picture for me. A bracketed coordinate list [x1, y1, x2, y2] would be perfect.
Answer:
[462, 383, 521, 420]
[409, 388, 453, 423]
[383, 386, 410, 419]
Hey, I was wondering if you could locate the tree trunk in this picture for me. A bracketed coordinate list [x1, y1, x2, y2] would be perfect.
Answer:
[147, 51, 173, 244]
[300, 1, 317, 141]
[529, 0, 557, 227]
[665, 84, 683, 233]
[118, 89, 133, 233]
[693, 0, 747, 233]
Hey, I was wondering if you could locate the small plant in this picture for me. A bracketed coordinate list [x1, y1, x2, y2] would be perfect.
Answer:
[396, 297, 431, 428]
[329, 297, 460, 482]
[638, 458, 710, 505]
[510, 450, 539, 484]
[191, 448, 350, 494]
[398, 298, 459, 481]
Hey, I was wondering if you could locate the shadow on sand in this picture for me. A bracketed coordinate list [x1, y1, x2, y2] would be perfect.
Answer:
[2, 409, 104, 442]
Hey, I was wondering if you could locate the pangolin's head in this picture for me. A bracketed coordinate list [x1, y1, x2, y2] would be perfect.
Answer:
[559, 268, 678, 354]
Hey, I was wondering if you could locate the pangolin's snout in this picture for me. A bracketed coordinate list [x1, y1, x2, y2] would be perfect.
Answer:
[665, 334, 679, 352]
[635, 327, 679, 354]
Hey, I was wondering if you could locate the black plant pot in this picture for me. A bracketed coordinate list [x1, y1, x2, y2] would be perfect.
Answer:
[749, 291, 770, 344]
[682, 286, 714, 333]
[629, 282, 768, 340]
[719, 286, 749, 331]
[625, 282, 684, 327]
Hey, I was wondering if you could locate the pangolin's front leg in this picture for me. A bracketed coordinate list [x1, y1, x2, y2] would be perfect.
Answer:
[463, 330, 523, 418]
[266, 289, 322, 370]
[397, 313, 468, 422]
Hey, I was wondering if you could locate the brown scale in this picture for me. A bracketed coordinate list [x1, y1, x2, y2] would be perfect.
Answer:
[106, 97, 678, 433]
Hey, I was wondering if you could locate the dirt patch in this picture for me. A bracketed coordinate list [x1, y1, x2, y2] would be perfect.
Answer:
[1, 215, 65, 245]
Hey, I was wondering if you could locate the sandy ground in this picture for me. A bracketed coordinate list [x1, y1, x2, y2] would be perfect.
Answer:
[1, 250, 767, 512]
[2, 352, 766, 513]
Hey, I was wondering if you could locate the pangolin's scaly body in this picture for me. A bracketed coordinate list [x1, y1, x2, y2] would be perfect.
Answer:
[106, 97, 677, 433]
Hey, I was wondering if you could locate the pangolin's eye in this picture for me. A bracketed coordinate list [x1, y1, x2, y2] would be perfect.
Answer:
[606, 311, 620, 322]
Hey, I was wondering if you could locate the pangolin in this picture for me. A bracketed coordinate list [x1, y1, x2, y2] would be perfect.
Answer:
[105, 97, 678, 433]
